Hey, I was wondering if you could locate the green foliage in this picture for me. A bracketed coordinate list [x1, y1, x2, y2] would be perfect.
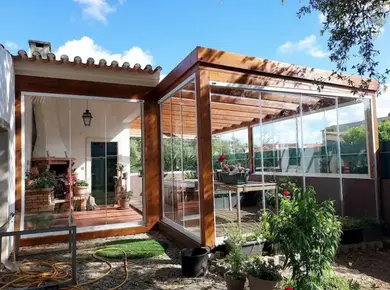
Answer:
[282, 273, 361, 290]
[29, 170, 57, 189]
[130, 136, 142, 173]
[263, 186, 342, 289]
[284, 0, 389, 87]
[379, 120, 390, 142]
[245, 256, 282, 281]
[339, 216, 378, 230]
[224, 223, 246, 280]
[343, 126, 366, 145]
[74, 179, 88, 187]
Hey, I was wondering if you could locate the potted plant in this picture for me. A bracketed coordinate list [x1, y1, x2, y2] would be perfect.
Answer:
[224, 223, 246, 290]
[221, 163, 250, 185]
[246, 256, 282, 290]
[119, 190, 133, 209]
[225, 246, 246, 290]
[340, 216, 381, 244]
[73, 179, 89, 197]
[32, 170, 57, 192]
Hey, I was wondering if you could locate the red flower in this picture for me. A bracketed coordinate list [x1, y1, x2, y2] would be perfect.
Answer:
[284, 287, 293, 290]
[218, 155, 226, 163]
[283, 190, 289, 197]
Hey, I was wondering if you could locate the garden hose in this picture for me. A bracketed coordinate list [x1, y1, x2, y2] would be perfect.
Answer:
[0, 248, 129, 290]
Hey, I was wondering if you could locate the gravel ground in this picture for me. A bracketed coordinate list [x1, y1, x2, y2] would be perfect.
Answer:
[4, 232, 390, 290]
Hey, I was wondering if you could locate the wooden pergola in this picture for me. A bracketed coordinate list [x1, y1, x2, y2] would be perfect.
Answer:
[149, 47, 379, 247]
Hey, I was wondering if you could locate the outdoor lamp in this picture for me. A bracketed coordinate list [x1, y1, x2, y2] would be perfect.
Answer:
[82, 100, 93, 126]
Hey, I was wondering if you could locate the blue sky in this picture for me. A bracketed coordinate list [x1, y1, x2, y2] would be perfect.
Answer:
[1, 0, 390, 117]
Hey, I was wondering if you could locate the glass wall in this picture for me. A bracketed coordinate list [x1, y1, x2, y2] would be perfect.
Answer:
[23, 95, 144, 231]
[160, 77, 201, 239]
[209, 83, 374, 242]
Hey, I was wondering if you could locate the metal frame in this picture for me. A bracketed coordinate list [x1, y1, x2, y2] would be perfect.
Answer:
[0, 219, 77, 287]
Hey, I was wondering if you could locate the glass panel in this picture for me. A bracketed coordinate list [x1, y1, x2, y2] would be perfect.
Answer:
[181, 87, 200, 236]
[338, 99, 369, 175]
[24, 96, 71, 230]
[161, 98, 174, 221]
[211, 87, 262, 240]
[160, 79, 200, 238]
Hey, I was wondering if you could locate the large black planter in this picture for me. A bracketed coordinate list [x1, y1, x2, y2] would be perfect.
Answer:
[341, 226, 382, 245]
[180, 247, 210, 277]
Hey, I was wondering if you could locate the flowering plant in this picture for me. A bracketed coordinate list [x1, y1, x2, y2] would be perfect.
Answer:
[218, 155, 226, 163]
[222, 163, 250, 176]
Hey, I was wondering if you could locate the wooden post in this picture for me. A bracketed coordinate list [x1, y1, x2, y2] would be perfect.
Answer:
[248, 126, 254, 172]
[144, 99, 162, 227]
[196, 69, 215, 247]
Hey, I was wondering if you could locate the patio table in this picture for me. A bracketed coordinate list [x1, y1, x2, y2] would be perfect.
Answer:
[214, 181, 278, 230]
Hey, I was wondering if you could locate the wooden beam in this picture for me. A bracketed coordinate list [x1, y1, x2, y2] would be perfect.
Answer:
[196, 69, 215, 247]
[15, 90, 22, 231]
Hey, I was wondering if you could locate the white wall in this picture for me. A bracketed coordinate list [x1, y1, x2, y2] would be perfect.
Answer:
[0, 45, 15, 263]
[24, 97, 141, 193]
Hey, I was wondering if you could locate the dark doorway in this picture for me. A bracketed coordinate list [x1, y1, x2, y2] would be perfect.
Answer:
[91, 142, 118, 205]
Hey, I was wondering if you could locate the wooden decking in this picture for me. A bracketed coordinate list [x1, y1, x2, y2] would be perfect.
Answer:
[51, 205, 143, 227]
[215, 206, 259, 237]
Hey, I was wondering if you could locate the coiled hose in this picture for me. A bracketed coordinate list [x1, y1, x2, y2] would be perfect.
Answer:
[0, 248, 128, 290]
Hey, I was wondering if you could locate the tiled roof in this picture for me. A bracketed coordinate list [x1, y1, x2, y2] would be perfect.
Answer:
[1, 44, 162, 75]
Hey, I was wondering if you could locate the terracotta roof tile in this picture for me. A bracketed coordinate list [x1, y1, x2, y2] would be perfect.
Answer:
[10, 48, 162, 75]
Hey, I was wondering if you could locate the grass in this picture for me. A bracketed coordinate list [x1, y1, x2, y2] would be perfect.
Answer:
[96, 239, 168, 259]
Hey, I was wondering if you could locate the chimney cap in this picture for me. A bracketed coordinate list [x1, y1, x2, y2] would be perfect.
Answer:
[28, 40, 51, 50]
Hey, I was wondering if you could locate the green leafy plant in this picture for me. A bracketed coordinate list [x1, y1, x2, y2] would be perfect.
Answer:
[28, 170, 57, 189]
[224, 223, 246, 280]
[245, 256, 282, 281]
[264, 186, 342, 289]
[339, 216, 378, 230]
[74, 179, 89, 187]
[120, 190, 133, 201]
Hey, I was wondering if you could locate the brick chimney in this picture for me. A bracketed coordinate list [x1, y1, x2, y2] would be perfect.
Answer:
[28, 40, 51, 59]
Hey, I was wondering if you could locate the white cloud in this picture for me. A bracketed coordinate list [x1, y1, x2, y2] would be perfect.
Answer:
[73, 0, 115, 24]
[4, 41, 18, 51]
[278, 34, 329, 58]
[55, 36, 154, 68]
[318, 13, 327, 25]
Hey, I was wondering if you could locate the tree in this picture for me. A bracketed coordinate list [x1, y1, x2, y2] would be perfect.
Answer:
[284, 0, 390, 89]
[379, 119, 390, 141]
[342, 119, 390, 144]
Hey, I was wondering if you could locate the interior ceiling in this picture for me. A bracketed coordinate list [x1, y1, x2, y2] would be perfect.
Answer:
[128, 85, 357, 137]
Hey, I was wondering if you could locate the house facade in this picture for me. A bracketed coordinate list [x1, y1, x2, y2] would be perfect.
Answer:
[0, 40, 383, 251]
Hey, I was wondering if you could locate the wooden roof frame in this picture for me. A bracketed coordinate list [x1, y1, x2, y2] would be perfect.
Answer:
[153, 47, 380, 247]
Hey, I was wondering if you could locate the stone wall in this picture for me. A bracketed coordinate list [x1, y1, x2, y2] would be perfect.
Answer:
[25, 189, 55, 212]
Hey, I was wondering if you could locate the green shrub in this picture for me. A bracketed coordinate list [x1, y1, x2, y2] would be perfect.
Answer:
[339, 216, 378, 230]
[245, 256, 282, 281]
[29, 170, 57, 189]
[262, 186, 342, 289]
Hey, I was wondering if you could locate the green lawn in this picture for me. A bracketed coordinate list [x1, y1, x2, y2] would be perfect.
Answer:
[96, 239, 168, 259]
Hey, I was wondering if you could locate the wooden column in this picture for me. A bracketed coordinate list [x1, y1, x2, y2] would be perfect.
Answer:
[144, 99, 162, 227]
[248, 126, 254, 172]
[15, 91, 22, 222]
[366, 96, 379, 179]
[196, 69, 215, 247]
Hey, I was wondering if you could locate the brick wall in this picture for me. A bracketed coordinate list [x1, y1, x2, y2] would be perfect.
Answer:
[25, 189, 55, 212]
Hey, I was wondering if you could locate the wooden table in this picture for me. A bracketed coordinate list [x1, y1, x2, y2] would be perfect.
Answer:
[214, 181, 278, 229]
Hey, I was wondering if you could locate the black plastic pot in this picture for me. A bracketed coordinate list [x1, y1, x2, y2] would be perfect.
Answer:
[341, 226, 382, 245]
[180, 247, 210, 277]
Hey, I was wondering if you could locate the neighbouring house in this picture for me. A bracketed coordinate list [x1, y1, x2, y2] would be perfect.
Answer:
[0, 39, 386, 251]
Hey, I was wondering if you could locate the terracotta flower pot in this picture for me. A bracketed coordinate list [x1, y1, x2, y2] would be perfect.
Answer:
[248, 275, 277, 290]
[73, 186, 88, 197]
[119, 199, 130, 209]
[225, 272, 245, 290]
